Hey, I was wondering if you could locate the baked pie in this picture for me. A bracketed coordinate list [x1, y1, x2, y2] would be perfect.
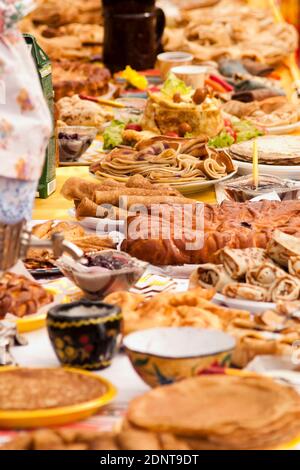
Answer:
[57, 95, 113, 128]
[52, 61, 111, 101]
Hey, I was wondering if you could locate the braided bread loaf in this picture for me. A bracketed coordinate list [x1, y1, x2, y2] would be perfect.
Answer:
[122, 201, 300, 265]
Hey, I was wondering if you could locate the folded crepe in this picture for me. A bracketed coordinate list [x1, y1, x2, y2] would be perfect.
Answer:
[223, 283, 268, 302]
[216, 247, 268, 280]
[246, 262, 286, 288]
[268, 230, 300, 268]
[270, 275, 300, 303]
[189, 264, 232, 291]
[289, 256, 300, 279]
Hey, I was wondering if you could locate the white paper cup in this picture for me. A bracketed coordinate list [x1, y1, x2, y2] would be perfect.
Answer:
[171, 65, 208, 89]
[157, 52, 194, 79]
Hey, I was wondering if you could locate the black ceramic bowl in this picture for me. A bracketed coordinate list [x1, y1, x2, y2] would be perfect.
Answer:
[47, 300, 122, 371]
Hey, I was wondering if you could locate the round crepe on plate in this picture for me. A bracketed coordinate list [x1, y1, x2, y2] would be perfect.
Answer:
[229, 135, 300, 166]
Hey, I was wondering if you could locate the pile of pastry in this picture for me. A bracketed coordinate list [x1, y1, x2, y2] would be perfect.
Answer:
[20, 0, 111, 105]
[104, 286, 300, 368]
[25, 221, 115, 271]
[223, 97, 300, 130]
[192, 230, 300, 303]
[90, 136, 235, 185]
[0, 273, 53, 319]
[228, 135, 300, 166]
[20, 0, 103, 61]
[61, 175, 194, 221]
[122, 199, 300, 266]
[163, 0, 298, 66]
[56, 94, 113, 130]
[3, 374, 300, 450]
[104, 287, 248, 335]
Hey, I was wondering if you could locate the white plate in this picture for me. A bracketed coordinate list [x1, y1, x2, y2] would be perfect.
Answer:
[68, 208, 125, 233]
[264, 121, 300, 135]
[234, 159, 300, 180]
[213, 292, 275, 315]
[89, 169, 238, 195]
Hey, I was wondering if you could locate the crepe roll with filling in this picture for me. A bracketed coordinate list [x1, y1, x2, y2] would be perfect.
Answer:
[189, 264, 233, 292]
[288, 256, 300, 279]
[246, 262, 285, 288]
[267, 230, 300, 268]
[270, 275, 300, 303]
[216, 248, 268, 280]
[223, 283, 268, 302]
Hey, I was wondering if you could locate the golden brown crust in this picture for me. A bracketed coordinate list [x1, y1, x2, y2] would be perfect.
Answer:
[0, 273, 53, 319]
[122, 200, 300, 265]
[52, 61, 110, 101]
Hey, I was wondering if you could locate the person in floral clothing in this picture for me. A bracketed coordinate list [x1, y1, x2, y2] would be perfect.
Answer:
[0, 1, 52, 223]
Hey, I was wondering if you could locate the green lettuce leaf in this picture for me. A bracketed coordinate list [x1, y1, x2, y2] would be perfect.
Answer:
[103, 120, 125, 150]
[161, 73, 193, 99]
[208, 131, 235, 149]
[233, 120, 263, 143]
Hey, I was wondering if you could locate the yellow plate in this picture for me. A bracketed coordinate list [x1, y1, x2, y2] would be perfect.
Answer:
[0, 367, 117, 429]
[225, 368, 300, 450]
[13, 288, 68, 334]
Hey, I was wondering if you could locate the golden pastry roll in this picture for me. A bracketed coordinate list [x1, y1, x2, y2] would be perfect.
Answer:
[189, 264, 232, 292]
[119, 195, 193, 208]
[216, 247, 268, 280]
[267, 230, 300, 268]
[223, 283, 268, 302]
[76, 197, 98, 217]
[94, 187, 181, 205]
[288, 256, 300, 278]
[270, 275, 300, 303]
[76, 198, 131, 220]
[61, 177, 120, 201]
[246, 262, 286, 288]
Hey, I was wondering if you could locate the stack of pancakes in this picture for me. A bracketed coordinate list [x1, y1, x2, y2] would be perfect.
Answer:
[123, 375, 300, 450]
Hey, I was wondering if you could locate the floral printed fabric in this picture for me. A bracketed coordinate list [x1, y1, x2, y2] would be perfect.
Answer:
[0, 0, 52, 181]
[0, 1, 35, 34]
[0, 176, 36, 224]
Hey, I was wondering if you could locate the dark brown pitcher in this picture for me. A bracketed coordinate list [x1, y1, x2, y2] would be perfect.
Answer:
[103, 0, 165, 72]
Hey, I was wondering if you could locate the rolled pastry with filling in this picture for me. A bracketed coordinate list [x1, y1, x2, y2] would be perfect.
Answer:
[223, 283, 268, 302]
[189, 264, 233, 292]
[246, 262, 285, 288]
[267, 230, 300, 268]
[270, 276, 300, 302]
[216, 248, 268, 280]
[288, 256, 300, 279]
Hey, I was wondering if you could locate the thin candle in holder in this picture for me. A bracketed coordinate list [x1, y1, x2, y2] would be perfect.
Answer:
[252, 139, 259, 190]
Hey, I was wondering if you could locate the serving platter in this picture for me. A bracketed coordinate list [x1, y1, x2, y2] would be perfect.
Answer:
[68, 208, 125, 233]
[0, 367, 116, 429]
[234, 159, 300, 181]
[213, 292, 275, 315]
[265, 120, 300, 135]
[89, 168, 238, 195]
